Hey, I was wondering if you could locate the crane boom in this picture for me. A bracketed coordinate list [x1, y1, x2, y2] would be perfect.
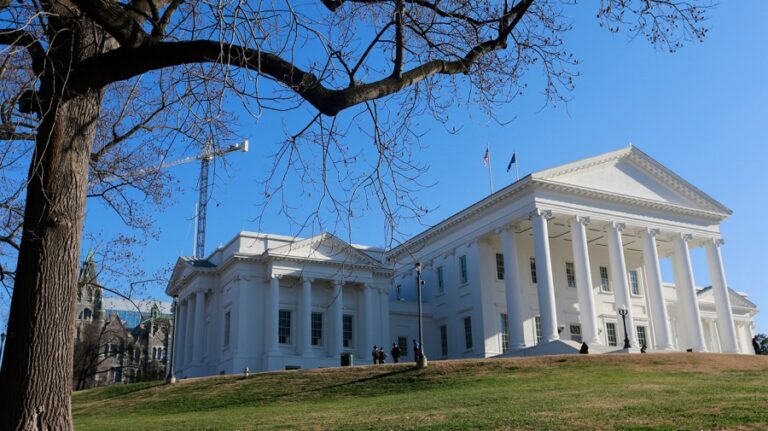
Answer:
[88, 139, 248, 258]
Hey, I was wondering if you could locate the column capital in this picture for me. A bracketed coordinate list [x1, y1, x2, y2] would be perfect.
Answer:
[644, 227, 661, 237]
[497, 223, 521, 234]
[528, 208, 553, 220]
[302, 277, 314, 284]
[333, 279, 344, 288]
[713, 238, 725, 247]
[679, 233, 694, 242]
[571, 215, 591, 226]
[267, 274, 283, 282]
[609, 221, 626, 232]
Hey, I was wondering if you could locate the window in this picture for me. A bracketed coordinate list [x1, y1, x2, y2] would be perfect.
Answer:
[495, 253, 505, 280]
[459, 255, 468, 284]
[437, 266, 445, 294]
[535, 316, 542, 345]
[82, 308, 92, 320]
[500, 313, 509, 353]
[463, 317, 473, 349]
[103, 343, 109, 356]
[636, 326, 648, 347]
[343, 315, 353, 348]
[600, 266, 611, 292]
[569, 324, 582, 343]
[152, 347, 157, 360]
[606, 322, 617, 347]
[440, 326, 448, 356]
[133, 349, 140, 362]
[629, 270, 640, 296]
[396, 284, 403, 300]
[223, 311, 231, 347]
[278, 310, 292, 344]
[398, 336, 408, 356]
[566, 262, 576, 288]
[530, 258, 537, 284]
[311, 312, 323, 346]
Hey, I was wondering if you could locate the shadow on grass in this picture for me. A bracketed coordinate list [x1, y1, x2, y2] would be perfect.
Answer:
[74, 381, 163, 403]
[218, 366, 423, 409]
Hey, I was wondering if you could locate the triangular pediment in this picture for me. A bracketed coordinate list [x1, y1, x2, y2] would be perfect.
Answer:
[697, 286, 757, 310]
[266, 232, 380, 267]
[532, 146, 731, 215]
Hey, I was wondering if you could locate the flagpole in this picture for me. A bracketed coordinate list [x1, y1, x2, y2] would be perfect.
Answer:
[487, 143, 494, 194]
[515, 148, 519, 181]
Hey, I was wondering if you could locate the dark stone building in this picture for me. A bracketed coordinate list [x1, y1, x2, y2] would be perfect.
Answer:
[73, 252, 172, 389]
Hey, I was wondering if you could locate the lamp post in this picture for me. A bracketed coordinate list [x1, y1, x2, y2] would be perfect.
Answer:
[165, 295, 178, 384]
[415, 262, 427, 369]
[618, 308, 631, 349]
[0, 332, 5, 365]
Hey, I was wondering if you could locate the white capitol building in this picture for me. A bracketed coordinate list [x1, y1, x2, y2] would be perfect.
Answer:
[167, 146, 758, 377]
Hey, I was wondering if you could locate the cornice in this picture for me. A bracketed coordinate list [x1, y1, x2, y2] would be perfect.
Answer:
[533, 179, 729, 221]
[386, 177, 532, 261]
[268, 254, 384, 272]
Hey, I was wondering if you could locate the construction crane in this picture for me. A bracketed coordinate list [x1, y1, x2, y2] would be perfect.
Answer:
[185, 140, 249, 258]
[89, 139, 248, 258]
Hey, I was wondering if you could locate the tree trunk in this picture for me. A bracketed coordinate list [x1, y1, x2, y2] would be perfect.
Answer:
[0, 5, 109, 428]
[0, 34, 103, 429]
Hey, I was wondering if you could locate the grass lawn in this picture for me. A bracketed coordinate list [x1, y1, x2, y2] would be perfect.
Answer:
[72, 353, 768, 430]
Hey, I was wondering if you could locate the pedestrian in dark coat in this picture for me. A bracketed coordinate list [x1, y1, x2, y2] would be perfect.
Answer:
[372, 345, 379, 364]
[412, 339, 419, 363]
[377, 347, 387, 364]
[391, 343, 401, 363]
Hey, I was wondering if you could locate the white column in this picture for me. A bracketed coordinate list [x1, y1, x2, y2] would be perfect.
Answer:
[175, 300, 187, 369]
[705, 238, 738, 353]
[298, 278, 313, 356]
[237, 279, 258, 358]
[641, 228, 674, 350]
[708, 319, 722, 353]
[380, 288, 390, 348]
[362, 284, 374, 359]
[264, 275, 280, 355]
[501, 226, 526, 349]
[192, 290, 206, 363]
[570, 216, 600, 345]
[184, 295, 196, 363]
[330, 280, 344, 357]
[671, 234, 707, 352]
[530, 209, 558, 343]
[606, 222, 638, 348]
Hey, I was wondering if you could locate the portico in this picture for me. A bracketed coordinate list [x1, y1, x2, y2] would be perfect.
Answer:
[386, 145, 754, 357]
[488, 211, 737, 352]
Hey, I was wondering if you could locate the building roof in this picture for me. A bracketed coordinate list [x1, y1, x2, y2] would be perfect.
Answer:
[386, 145, 732, 260]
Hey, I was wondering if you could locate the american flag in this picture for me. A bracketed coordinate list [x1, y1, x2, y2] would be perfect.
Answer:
[483, 147, 490, 166]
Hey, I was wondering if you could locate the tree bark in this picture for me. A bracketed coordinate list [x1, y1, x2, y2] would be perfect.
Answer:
[0, 89, 102, 431]
[0, 7, 104, 429]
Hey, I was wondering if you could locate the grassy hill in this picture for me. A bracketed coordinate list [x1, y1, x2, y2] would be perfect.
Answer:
[72, 353, 768, 430]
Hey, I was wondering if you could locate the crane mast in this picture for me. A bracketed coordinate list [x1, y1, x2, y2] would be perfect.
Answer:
[195, 154, 211, 258]
[192, 140, 248, 258]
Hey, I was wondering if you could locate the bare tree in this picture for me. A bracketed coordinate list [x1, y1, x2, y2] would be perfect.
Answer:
[0, 0, 711, 429]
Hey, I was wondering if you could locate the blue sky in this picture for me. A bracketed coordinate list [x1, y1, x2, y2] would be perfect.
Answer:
[2, 2, 767, 335]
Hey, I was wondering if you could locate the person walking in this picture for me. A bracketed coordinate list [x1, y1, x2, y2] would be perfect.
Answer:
[391, 343, 401, 363]
[377, 346, 387, 364]
[412, 339, 419, 364]
[372, 345, 379, 364]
